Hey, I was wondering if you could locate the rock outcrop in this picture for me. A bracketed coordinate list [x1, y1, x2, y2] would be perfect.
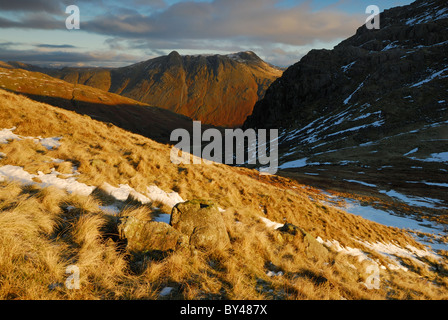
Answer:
[118, 199, 231, 258]
[118, 214, 188, 258]
[170, 200, 231, 251]
[244, 0, 448, 130]
[242, 0, 448, 205]
[278, 223, 329, 260]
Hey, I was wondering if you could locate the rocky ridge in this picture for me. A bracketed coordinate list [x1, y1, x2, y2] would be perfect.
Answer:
[243, 0, 448, 210]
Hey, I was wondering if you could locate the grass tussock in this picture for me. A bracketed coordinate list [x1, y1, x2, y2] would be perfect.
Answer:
[0, 89, 447, 300]
[0, 180, 448, 300]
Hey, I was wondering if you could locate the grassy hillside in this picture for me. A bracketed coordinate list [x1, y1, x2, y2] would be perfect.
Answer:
[0, 65, 196, 144]
[0, 89, 447, 300]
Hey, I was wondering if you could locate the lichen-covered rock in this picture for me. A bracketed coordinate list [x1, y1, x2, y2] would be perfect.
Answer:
[170, 200, 230, 251]
[278, 222, 329, 260]
[118, 216, 188, 256]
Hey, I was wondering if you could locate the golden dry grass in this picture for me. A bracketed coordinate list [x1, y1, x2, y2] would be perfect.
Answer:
[0, 88, 447, 300]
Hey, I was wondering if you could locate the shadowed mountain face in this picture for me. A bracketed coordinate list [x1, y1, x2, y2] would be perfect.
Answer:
[243, 0, 448, 211]
[44, 51, 283, 128]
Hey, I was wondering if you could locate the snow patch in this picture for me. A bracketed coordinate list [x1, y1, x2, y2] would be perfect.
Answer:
[425, 152, 448, 162]
[146, 185, 184, 208]
[379, 189, 446, 209]
[404, 148, 418, 156]
[159, 287, 174, 297]
[38, 137, 62, 150]
[0, 127, 21, 144]
[37, 169, 95, 196]
[421, 181, 448, 188]
[410, 67, 448, 88]
[344, 79, 366, 105]
[408, 152, 448, 163]
[0, 165, 35, 185]
[101, 183, 135, 202]
[382, 41, 400, 51]
[0, 127, 62, 150]
[99, 183, 185, 209]
[344, 180, 377, 188]
[317, 238, 373, 263]
[0, 165, 95, 196]
[341, 61, 356, 73]
[321, 194, 448, 252]
[317, 237, 436, 272]
[405, 6, 448, 25]
[260, 217, 284, 230]
[326, 120, 384, 138]
[279, 158, 308, 170]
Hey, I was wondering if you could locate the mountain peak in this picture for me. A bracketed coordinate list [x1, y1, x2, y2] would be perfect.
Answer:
[226, 51, 262, 62]
[335, 0, 448, 51]
[168, 50, 181, 58]
[166, 51, 183, 65]
[39, 50, 282, 127]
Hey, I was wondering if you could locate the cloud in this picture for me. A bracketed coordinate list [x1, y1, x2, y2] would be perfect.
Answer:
[35, 44, 77, 49]
[2, 0, 363, 47]
[82, 0, 363, 46]
[0, 13, 63, 29]
[0, 0, 366, 67]
[0, 43, 140, 67]
[131, 0, 167, 10]
[0, 0, 69, 13]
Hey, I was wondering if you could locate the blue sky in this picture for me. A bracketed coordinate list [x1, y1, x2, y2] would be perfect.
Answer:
[0, 0, 414, 67]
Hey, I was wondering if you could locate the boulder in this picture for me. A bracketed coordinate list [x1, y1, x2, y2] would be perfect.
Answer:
[170, 200, 230, 251]
[278, 223, 329, 260]
[118, 215, 188, 257]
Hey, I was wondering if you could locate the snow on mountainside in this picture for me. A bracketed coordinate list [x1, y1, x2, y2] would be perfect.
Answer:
[243, 0, 448, 217]
[0, 127, 184, 208]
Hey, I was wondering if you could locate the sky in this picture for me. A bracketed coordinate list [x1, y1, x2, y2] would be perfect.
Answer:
[0, 0, 415, 68]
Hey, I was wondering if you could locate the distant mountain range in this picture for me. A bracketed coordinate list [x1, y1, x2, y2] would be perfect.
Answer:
[35, 51, 283, 128]
[244, 0, 448, 209]
[0, 50, 281, 144]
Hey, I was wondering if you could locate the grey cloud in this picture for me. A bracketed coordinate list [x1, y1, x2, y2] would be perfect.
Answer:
[0, 0, 365, 67]
[82, 0, 363, 47]
[35, 44, 77, 48]
[0, 13, 64, 29]
[0, 41, 21, 47]
[131, 0, 167, 10]
[0, 0, 364, 48]
[0, 46, 140, 67]
[0, 0, 106, 13]
[0, 0, 69, 13]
